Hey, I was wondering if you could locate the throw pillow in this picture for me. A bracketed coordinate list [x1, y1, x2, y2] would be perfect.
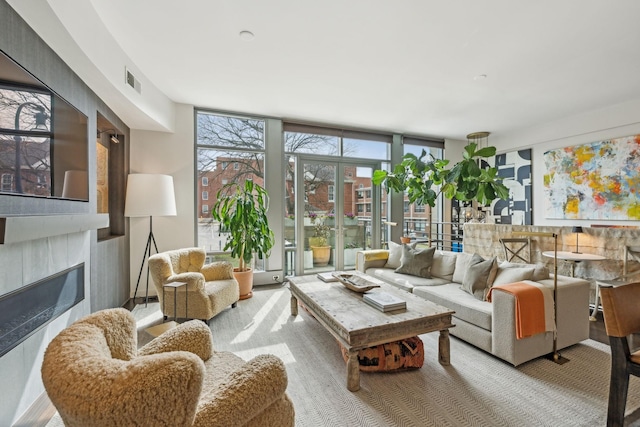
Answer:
[500, 261, 550, 281]
[461, 256, 496, 300]
[431, 251, 458, 280]
[492, 266, 535, 286]
[452, 252, 481, 283]
[395, 246, 436, 278]
[384, 241, 403, 269]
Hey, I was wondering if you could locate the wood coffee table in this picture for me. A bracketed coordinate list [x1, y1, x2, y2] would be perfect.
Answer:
[288, 274, 455, 391]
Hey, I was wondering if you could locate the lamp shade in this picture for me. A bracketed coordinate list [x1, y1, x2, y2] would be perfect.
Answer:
[124, 174, 177, 217]
[61, 170, 88, 199]
[572, 226, 583, 233]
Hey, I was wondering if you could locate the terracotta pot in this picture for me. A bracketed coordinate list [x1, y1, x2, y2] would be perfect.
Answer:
[233, 268, 254, 300]
[400, 236, 412, 244]
[310, 245, 331, 266]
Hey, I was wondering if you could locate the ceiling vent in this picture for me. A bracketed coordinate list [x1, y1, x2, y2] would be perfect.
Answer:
[125, 67, 141, 93]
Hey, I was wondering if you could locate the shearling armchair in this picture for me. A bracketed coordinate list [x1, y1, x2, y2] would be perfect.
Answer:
[42, 308, 295, 427]
[148, 247, 240, 323]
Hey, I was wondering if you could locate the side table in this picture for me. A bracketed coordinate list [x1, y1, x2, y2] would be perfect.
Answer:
[541, 251, 605, 277]
[146, 281, 188, 337]
[163, 281, 188, 322]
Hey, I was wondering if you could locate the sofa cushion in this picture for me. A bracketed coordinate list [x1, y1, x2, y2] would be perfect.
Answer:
[462, 257, 497, 300]
[364, 268, 448, 293]
[413, 283, 493, 331]
[431, 251, 457, 281]
[395, 246, 436, 278]
[384, 241, 403, 269]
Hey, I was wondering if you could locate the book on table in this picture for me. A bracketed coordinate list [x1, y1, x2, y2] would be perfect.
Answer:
[363, 291, 406, 312]
[317, 272, 339, 282]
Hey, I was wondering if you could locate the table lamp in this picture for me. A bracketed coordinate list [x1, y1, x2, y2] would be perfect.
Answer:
[572, 226, 583, 254]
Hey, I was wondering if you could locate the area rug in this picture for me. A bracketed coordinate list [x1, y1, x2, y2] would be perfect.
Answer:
[48, 285, 640, 427]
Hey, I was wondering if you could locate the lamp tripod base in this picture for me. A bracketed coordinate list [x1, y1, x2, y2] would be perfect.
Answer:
[548, 351, 570, 365]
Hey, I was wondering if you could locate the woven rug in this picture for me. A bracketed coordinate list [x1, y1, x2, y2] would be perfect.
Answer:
[48, 284, 640, 427]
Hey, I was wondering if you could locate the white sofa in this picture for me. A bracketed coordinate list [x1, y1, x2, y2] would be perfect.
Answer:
[356, 246, 590, 366]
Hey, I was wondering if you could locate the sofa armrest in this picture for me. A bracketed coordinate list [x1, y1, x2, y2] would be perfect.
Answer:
[201, 261, 235, 281]
[138, 320, 213, 360]
[167, 272, 206, 292]
[356, 249, 389, 272]
[193, 354, 289, 427]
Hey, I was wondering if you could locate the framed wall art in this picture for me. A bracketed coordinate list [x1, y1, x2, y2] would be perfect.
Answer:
[482, 148, 532, 225]
[543, 135, 640, 220]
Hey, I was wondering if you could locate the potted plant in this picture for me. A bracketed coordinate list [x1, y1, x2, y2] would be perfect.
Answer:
[343, 242, 363, 266]
[373, 142, 509, 209]
[308, 213, 331, 266]
[211, 180, 275, 299]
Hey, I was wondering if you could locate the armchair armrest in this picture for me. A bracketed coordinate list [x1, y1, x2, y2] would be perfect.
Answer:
[167, 272, 206, 292]
[138, 320, 213, 361]
[201, 261, 235, 281]
[112, 351, 204, 425]
[356, 249, 389, 272]
[193, 354, 289, 427]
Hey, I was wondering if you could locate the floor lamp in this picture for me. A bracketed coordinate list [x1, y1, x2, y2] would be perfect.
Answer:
[513, 231, 569, 364]
[125, 174, 177, 305]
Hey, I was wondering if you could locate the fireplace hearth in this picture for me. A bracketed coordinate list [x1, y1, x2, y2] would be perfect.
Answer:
[0, 264, 84, 357]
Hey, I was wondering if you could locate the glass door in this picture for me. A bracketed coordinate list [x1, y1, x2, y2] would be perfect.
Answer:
[296, 158, 380, 275]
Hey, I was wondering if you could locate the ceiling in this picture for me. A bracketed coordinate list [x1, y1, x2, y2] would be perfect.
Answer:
[11, 0, 640, 140]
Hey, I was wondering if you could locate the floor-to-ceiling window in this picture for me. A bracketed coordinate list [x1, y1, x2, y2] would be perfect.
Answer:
[402, 137, 445, 248]
[283, 123, 390, 275]
[195, 110, 267, 270]
[194, 109, 447, 278]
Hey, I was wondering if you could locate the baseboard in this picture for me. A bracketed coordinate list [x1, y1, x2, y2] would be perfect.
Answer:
[12, 392, 56, 427]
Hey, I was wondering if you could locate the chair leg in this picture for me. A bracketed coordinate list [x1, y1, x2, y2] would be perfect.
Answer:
[608, 338, 630, 427]
[232, 302, 237, 308]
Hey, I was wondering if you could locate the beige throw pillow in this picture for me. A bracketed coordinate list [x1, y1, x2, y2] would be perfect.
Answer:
[500, 261, 549, 281]
[431, 251, 458, 280]
[395, 246, 436, 278]
[384, 241, 403, 269]
[492, 266, 535, 286]
[452, 252, 480, 283]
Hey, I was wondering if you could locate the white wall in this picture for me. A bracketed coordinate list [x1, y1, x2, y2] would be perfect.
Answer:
[129, 103, 195, 297]
[491, 98, 640, 227]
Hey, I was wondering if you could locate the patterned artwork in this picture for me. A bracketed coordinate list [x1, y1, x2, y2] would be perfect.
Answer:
[482, 149, 532, 225]
[543, 135, 640, 220]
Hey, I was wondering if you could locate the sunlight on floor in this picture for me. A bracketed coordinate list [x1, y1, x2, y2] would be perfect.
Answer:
[231, 289, 287, 344]
[131, 302, 163, 329]
[232, 342, 296, 364]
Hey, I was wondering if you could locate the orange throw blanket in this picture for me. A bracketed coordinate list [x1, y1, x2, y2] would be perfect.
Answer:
[487, 281, 546, 339]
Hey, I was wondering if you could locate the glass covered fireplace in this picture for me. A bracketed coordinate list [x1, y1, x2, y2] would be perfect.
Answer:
[0, 264, 84, 357]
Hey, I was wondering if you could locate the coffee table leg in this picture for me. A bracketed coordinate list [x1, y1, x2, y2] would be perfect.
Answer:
[438, 329, 450, 366]
[290, 294, 298, 316]
[347, 349, 360, 392]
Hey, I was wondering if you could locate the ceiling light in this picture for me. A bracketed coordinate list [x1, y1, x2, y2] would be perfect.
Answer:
[239, 30, 254, 41]
[467, 131, 490, 148]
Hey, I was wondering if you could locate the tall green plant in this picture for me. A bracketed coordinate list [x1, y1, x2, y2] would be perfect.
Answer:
[211, 180, 275, 272]
[372, 143, 509, 207]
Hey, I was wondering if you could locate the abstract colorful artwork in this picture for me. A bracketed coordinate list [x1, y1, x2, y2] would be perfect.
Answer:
[543, 135, 640, 220]
[481, 149, 532, 225]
